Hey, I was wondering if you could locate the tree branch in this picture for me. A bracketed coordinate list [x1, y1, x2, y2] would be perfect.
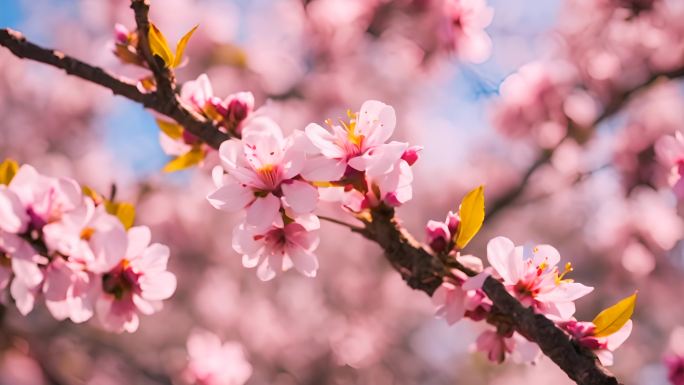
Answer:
[486, 65, 684, 220]
[359, 205, 621, 385]
[0, 27, 229, 149]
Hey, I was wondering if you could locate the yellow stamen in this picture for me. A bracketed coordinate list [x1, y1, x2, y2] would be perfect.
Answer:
[555, 262, 574, 284]
[80, 227, 96, 241]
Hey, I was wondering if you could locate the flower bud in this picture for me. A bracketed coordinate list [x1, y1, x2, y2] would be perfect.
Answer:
[401, 145, 422, 166]
[426, 220, 450, 252]
[446, 210, 460, 235]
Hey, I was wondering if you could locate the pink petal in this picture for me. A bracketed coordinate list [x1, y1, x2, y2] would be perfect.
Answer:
[246, 194, 281, 229]
[300, 155, 346, 182]
[486, 236, 516, 283]
[356, 100, 396, 147]
[281, 180, 318, 214]
[305, 123, 346, 158]
[605, 320, 633, 351]
[140, 271, 177, 301]
[285, 244, 319, 278]
[133, 243, 170, 273]
[126, 226, 151, 260]
[206, 181, 254, 212]
[0, 187, 28, 234]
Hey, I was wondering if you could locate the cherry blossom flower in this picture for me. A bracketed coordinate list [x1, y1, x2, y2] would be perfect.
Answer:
[474, 329, 514, 364]
[0, 232, 46, 315]
[560, 319, 633, 366]
[42, 257, 100, 323]
[0, 165, 81, 233]
[303, 100, 405, 182]
[432, 257, 491, 325]
[207, 117, 316, 229]
[97, 226, 177, 333]
[184, 330, 252, 385]
[232, 214, 320, 281]
[474, 329, 542, 364]
[486, 236, 593, 320]
[43, 199, 127, 274]
[442, 0, 494, 63]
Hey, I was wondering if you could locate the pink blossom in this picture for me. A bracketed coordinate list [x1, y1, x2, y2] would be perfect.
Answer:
[0, 165, 81, 232]
[232, 214, 320, 281]
[181, 73, 215, 114]
[560, 319, 633, 366]
[97, 226, 177, 333]
[655, 131, 684, 198]
[0, 232, 46, 315]
[432, 261, 490, 325]
[212, 92, 255, 136]
[42, 257, 100, 323]
[303, 100, 406, 182]
[442, 0, 494, 63]
[184, 330, 252, 385]
[207, 117, 316, 229]
[474, 329, 514, 364]
[486, 236, 593, 320]
[425, 220, 450, 253]
[43, 199, 127, 274]
[424, 210, 461, 253]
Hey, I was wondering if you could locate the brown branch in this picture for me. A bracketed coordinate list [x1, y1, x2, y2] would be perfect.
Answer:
[0, 27, 229, 149]
[486, 65, 684, 220]
[359, 205, 621, 385]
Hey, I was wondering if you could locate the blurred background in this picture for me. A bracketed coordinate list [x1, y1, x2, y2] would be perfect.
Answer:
[1, 0, 684, 384]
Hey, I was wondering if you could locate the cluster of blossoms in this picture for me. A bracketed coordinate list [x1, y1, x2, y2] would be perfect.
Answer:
[441, 0, 494, 63]
[113, 25, 257, 172]
[159, 73, 255, 172]
[427, 188, 634, 365]
[183, 330, 253, 385]
[207, 99, 420, 280]
[0, 160, 175, 333]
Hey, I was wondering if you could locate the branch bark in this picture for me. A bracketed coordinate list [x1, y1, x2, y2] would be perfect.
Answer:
[0, 27, 229, 149]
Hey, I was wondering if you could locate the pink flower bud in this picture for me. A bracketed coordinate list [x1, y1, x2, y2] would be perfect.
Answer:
[665, 354, 684, 385]
[426, 220, 450, 252]
[221, 92, 254, 134]
[401, 145, 422, 166]
[114, 24, 130, 45]
[446, 210, 460, 235]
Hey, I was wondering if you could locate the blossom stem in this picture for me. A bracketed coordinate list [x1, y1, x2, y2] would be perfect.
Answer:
[318, 215, 365, 232]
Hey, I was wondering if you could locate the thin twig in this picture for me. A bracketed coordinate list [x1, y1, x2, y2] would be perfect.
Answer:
[318, 214, 366, 232]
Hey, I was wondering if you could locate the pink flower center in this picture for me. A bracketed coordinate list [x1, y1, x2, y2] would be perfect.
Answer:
[257, 164, 282, 190]
[102, 259, 140, 300]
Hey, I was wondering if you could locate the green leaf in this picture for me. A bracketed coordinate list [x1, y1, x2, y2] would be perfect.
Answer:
[455, 185, 485, 250]
[172, 25, 198, 68]
[0, 158, 19, 185]
[163, 147, 204, 172]
[592, 292, 637, 337]
[148, 23, 174, 66]
[156, 119, 184, 140]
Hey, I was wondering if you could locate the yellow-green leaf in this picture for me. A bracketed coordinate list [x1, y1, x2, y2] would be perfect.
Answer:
[455, 185, 485, 250]
[82, 185, 104, 204]
[592, 292, 637, 337]
[0, 158, 19, 185]
[172, 25, 198, 68]
[104, 201, 136, 229]
[156, 119, 184, 140]
[148, 23, 174, 66]
[115, 203, 136, 230]
[163, 147, 204, 172]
